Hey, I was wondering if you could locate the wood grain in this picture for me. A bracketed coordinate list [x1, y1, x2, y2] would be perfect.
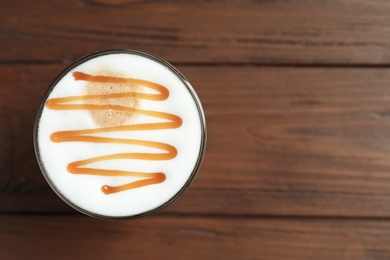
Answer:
[2, 64, 390, 217]
[3, 0, 390, 259]
[1, 0, 390, 65]
[1, 214, 390, 260]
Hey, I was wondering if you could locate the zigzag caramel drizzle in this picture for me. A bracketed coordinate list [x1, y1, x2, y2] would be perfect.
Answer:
[46, 71, 182, 195]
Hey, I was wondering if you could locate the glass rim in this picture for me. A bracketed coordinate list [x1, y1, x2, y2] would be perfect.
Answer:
[33, 49, 207, 220]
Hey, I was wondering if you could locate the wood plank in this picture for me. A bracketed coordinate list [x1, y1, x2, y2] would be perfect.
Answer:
[1, 214, 390, 259]
[3, 65, 390, 217]
[1, 0, 390, 65]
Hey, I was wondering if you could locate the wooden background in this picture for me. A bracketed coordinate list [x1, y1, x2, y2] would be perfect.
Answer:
[2, 0, 390, 259]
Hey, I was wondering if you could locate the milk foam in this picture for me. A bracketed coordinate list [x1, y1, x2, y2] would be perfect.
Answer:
[36, 51, 204, 218]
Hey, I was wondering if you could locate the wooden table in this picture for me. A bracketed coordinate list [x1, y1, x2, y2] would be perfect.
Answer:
[2, 1, 390, 259]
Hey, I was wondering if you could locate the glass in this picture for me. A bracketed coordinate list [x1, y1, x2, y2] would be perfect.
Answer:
[33, 49, 207, 220]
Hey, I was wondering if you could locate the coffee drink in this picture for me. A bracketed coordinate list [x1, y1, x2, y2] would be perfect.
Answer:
[34, 50, 206, 219]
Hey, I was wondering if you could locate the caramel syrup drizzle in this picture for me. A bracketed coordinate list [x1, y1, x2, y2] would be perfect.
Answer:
[46, 71, 182, 195]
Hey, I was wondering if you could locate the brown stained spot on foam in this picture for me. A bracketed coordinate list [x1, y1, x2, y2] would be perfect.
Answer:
[83, 69, 139, 127]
